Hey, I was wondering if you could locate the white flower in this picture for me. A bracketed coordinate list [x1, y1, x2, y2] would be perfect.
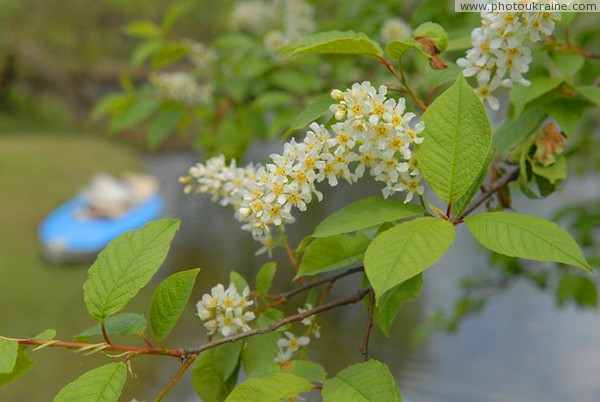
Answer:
[150, 72, 213, 106]
[196, 283, 255, 337]
[380, 18, 412, 43]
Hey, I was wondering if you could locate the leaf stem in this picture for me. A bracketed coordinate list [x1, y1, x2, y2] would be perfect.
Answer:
[154, 354, 198, 402]
[101, 323, 112, 346]
[360, 288, 375, 361]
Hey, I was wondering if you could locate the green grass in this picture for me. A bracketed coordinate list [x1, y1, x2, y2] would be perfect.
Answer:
[0, 134, 145, 399]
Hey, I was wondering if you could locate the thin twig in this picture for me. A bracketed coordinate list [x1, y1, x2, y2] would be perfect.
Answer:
[154, 354, 198, 402]
[455, 167, 520, 222]
[278, 266, 364, 301]
[360, 288, 375, 361]
[184, 288, 370, 356]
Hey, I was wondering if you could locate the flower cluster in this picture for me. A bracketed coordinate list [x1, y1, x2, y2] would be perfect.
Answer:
[182, 39, 218, 71]
[196, 284, 256, 337]
[150, 72, 214, 107]
[229, 0, 315, 53]
[274, 303, 321, 363]
[182, 81, 425, 246]
[457, 11, 560, 110]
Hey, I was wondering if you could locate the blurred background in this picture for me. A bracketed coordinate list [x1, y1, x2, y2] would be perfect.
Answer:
[1, 0, 599, 401]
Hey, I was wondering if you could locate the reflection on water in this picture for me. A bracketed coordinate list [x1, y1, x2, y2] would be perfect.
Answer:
[143, 148, 600, 402]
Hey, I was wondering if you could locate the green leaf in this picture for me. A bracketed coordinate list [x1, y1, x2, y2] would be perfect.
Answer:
[53, 363, 127, 402]
[225, 373, 312, 402]
[148, 108, 184, 149]
[446, 34, 472, 51]
[150, 268, 200, 342]
[452, 148, 493, 218]
[192, 342, 243, 402]
[33, 329, 57, 340]
[282, 94, 332, 140]
[322, 360, 403, 402]
[0, 339, 18, 374]
[280, 361, 326, 382]
[83, 219, 180, 322]
[557, 273, 598, 308]
[256, 308, 286, 328]
[242, 332, 280, 378]
[531, 155, 567, 184]
[385, 39, 421, 61]
[297, 234, 370, 278]
[576, 85, 600, 106]
[108, 96, 160, 134]
[230, 271, 249, 293]
[416, 75, 492, 202]
[426, 62, 461, 87]
[313, 197, 423, 238]
[90, 93, 131, 121]
[551, 52, 585, 77]
[364, 217, 455, 301]
[375, 274, 423, 337]
[131, 40, 164, 67]
[544, 99, 589, 136]
[0, 346, 33, 387]
[75, 313, 147, 342]
[281, 30, 383, 58]
[465, 212, 592, 272]
[509, 77, 563, 116]
[123, 20, 163, 39]
[493, 108, 546, 154]
[256, 262, 277, 296]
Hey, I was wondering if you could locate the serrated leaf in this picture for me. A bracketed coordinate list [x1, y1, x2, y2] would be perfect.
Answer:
[297, 234, 370, 278]
[0, 346, 33, 387]
[375, 274, 423, 337]
[416, 75, 492, 202]
[364, 217, 455, 301]
[322, 360, 403, 402]
[150, 268, 200, 341]
[509, 77, 563, 116]
[0, 339, 18, 374]
[453, 148, 493, 218]
[148, 108, 184, 149]
[281, 30, 383, 58]
[192, 343, 243, 402]
[53, 363, 127, 402]
[256, 262, 277, 296]
[83, 219, 180, 322]
[493, 108, 546, 154]
[465, 212, 591, 272]
[282, 94, 332, 140]
[225, 373, 312, 402]
[75, 313, 147, 342]
[313, 197, 423, 238]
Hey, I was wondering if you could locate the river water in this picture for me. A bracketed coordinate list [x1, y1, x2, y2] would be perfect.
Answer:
[142, 146, 600, 402]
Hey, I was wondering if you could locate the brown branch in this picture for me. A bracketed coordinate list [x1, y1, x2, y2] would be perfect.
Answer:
[455, 167, 520, 221]
[184, 288, 370, 356]
[278, 266, 364, 301]
[154, 354, 198, 402]
[101, 323, 112, 346]
[360, 288, 375, 361]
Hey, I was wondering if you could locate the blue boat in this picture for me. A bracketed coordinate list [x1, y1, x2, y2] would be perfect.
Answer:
[39, 194, 163, 263]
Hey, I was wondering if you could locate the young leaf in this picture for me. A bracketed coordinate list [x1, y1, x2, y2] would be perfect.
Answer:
[53, 363, 127, 402]
[465, 212, 592, 272]
[312, 197, 423, 238]
[364, 217, 455, 301]
[256, 262, 277, 296]
[230, 271, 249, 293]
[280, 30, 383, 58]
[123, 20, 163, 39]
[297, 234, 370, 278]
[282, 94, 332, 140]
[322, 360, 403, 402]
[509, 77, 562, 116]
[0, 339, 18, 374]
[0, 346, 33, 387]
[75, 313, 146, 342]
[544, 99, 590, 136]
[191, 342, 243, 402]
[83, 219, 180, 322]
[452, 148, 493, 218]
[108, 96, 160, 134]
[280, 361, 327, 382]
[150, 268, 200, 341]
[225, 373, 312, 402]
[375, 274, 423, 337]
[416, 75, 492, 202]
[385, 39, 421, 61]
[242, 332, 281, 378]
[33, 329, 57, 340]
[493, 108, 546, 154]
